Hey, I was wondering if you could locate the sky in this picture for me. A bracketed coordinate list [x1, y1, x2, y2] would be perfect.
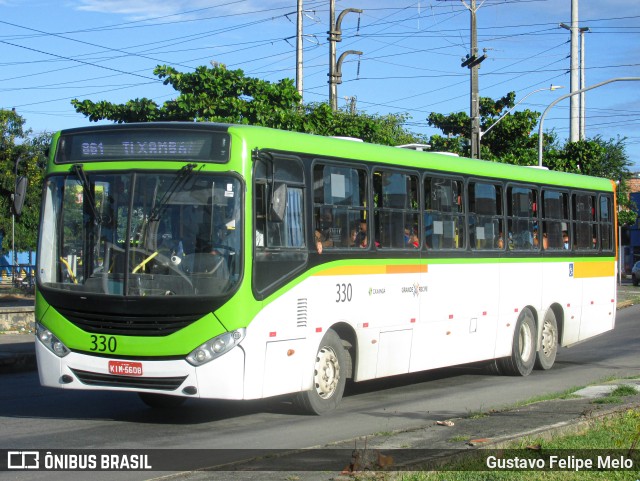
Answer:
[2, 0, 640, 168]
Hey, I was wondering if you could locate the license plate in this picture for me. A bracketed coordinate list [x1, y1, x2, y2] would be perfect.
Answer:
[108, 360, 143, 377]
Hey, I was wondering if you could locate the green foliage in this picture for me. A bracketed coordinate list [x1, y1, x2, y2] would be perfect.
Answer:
[427, 92, 543, 160]
[294, 103, 422, 146]
[0, 110, 50, 253]
[427, 93, 637, 226]
[71, 64, 424, 147]
[72, 64, 302, 126]
[545, 136, 637, 225]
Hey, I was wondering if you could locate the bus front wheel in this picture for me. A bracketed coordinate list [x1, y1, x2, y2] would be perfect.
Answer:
[498, 307, 536, 376]
[293, 329, 346, 415]
[534, 309, 558, 370]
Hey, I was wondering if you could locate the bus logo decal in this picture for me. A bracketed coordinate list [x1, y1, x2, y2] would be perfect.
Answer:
[569, 263, 574, 277]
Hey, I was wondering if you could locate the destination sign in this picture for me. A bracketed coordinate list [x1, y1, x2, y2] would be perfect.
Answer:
[56, 128, 230, 163]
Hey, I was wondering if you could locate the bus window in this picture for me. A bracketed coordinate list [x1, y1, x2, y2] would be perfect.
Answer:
[424, 176, 464, 250]
[542, 190, 569, 250]
[572, 193, 596, 250]
[313, 163, 367, 250]
[253, 155, 307, 296]
[374, 170, 420, 249]
[468, 181, 502, 250]
[599, 195, 614, 251]
[507, 185, 538, 251]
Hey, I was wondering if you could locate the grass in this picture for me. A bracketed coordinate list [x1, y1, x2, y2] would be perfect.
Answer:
[375, 408, 640, 481]
[344, 381, 640, 481]
[591, 384, 639, 405]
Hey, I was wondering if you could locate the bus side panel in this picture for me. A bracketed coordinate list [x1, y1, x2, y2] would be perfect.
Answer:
[577, 262, 616, 341]
[543, 261, 582, 346]
[240, 295, 310, 400]
[494, 262, 543, 358]
[412, 263, 499, 372]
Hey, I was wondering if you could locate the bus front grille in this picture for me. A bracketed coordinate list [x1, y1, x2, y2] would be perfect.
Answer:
[70, 368, 187, 391]
[58, 308, 201, 336]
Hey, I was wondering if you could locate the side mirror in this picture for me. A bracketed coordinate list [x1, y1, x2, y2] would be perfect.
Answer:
[13, 175, 27, 216]
[269, 183, 287, 223]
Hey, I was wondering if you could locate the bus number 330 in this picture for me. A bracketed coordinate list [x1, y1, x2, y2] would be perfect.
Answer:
[336, 283, 353, 303]
[89, 335, 117, 353]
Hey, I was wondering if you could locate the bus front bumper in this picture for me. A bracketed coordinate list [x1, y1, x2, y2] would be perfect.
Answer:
[35, 338, 246, 400]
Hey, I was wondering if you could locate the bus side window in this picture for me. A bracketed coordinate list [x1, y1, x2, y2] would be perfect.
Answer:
[374, 169, 419, 249]
[506, 185, 538, 251]
[468, 181, 502, 250]
[313, 163, 367, 250]
[599, 195, 613, 251]
[252, 154, 307, 297]
[542, 189, 569, 250]
[572, 192, 596, 250]
[424, 175, 465, 250]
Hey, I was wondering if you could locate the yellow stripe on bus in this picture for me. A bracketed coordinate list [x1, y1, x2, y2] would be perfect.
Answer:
[315, 264, 428, 276]
[573, 261, 615, 278]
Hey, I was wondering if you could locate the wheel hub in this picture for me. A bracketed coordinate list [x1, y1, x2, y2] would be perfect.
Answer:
[314, 346, 340, 400]
[541, 320, 556, 356]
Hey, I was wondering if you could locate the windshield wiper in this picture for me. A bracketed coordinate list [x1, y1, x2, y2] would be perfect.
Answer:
[73, 164, 103, 225]
[149, 163, 199, 221]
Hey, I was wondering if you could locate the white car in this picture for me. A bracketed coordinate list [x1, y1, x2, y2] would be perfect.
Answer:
[632, 261, 640, 286]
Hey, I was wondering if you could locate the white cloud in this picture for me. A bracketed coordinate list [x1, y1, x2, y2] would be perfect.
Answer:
[72, 0, 292, 22]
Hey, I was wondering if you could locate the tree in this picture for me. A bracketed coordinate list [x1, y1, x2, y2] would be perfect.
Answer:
[428, 94, 637, 225]
[427, 92, 546, 161]
[294, 102, 421, 146]
[0, 109, 50, 255]
[72, 64, 303, 126]
[546, 136, 637, 225]
[72, 64, 425, 147]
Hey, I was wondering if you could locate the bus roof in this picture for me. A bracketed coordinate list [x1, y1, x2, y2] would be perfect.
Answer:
[229, 124, 614, 193]
[53, 122, 614, 193]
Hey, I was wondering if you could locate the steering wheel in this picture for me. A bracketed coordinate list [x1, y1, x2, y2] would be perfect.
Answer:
[131, 249, 194, 294]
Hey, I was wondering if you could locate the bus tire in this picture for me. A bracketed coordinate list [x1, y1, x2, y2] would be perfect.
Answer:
[498, 307, 536, 376]
[534, 309, 558, 370]
[293, 329, 346, 415]
[484, 359, 502, 375]
[138, 392, 186, 409]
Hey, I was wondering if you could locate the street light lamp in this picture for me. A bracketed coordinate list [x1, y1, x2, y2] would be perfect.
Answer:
[537, 77, 640, 167]
[478, 85, 563, 158]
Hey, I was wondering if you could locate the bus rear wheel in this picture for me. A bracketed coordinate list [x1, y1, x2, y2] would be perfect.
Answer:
[293, 329, 346, 415]
[138, 392, 186, 409]
[498, 307, 536, 376]
[534, 309, 558, 370]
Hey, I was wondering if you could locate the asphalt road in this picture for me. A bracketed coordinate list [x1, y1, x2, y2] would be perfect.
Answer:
[1, 304, 639, 480]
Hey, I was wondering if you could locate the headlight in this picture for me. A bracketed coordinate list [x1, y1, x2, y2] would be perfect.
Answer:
[186, 328, 245, 366]
[36, 322, 70, 358]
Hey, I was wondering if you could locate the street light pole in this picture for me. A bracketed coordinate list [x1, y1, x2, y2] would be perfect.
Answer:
[479, 85, 563, 151]
[328, 5, 362, 111]
[537, 77, 640, 168]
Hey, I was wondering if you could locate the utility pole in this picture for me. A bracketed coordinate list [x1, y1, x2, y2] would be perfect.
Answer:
[561, 14, 589, 141]
[328, 1, 362, 111]
[296, 0, 303, 101]
[569, 0, 579, 142]
[579, 26, 589, 139]
[461, 0, 486, 159]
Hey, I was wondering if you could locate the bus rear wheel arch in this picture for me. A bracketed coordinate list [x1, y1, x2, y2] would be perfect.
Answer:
[498, 306, 536, 376]
[293, 329, 347, 415]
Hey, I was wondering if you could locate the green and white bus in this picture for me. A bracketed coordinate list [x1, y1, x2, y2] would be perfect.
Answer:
[35, 122, 617, 414]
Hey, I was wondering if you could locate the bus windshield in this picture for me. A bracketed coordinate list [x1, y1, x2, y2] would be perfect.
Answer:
[38, 169, 242, 298]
